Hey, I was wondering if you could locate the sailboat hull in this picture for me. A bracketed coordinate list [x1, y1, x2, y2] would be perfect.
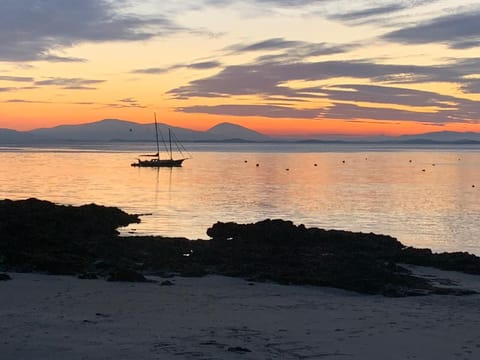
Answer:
[131, 158, 185, 167]
[131, 114, 190, 168]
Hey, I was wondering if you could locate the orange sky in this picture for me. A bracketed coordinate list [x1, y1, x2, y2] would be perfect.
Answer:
[1, 1, 480, 137]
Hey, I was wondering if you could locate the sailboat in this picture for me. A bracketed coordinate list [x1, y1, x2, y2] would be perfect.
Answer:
[131, 113, 190, 168]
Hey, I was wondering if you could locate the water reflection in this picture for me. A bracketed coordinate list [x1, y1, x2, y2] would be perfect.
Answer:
[0, 148, 479, 254]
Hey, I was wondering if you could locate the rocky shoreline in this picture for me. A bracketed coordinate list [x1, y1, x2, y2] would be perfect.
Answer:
[1, 198, 480, 296]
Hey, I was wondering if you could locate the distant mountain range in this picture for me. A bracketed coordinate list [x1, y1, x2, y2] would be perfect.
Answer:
[1, 119, 480, 145]
[0, 119, 270, 144]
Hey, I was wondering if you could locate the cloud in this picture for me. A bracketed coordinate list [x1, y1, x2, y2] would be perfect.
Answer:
[207, 0, 328, 6]
[61, 86, 97, 90]
[326, 1, 440, 25]
[323, 102, 478, 124]
[0, 87, 15, 92]
[119, 97, 138, 103]
[307, 84, 467, 108]
[461, 80, 480, 94]
[3, 99, 50, 103]
[132, 60, 221, 74]
[317, 84, 480, 123]
[132, 67, 170, 75]
[231, 38, 302, 52]
[178, 104, 322, 118]
[0, 75, 35, 82]
[330, 3, 405, 22]
[0, 0, 181, 62]
[383, 10, 480, 49]
[34, 77, 105, 89]
[169, 56, 480, 124]
[168, 60, 443, 100]
[188, 61, 222, 69]
[168, 55, 480, 98]
[101, 97, 146, 108]
[228, 38, 352, 62]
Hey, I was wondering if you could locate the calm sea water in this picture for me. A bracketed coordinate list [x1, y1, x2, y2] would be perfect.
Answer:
[1, 143, 479, 255]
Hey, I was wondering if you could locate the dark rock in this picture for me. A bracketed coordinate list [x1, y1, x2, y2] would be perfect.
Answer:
[0, 198, 140, 275]
[78, 272, 98, 280]
[160, 280, 174, 286]
[107, 269, 148, 282]
[95, 312, 110, 318]
[399, 248, 480, 274]
[0, 273, 11, 281]
[227, 346, 251, 353]
[180, 263, 209, 277]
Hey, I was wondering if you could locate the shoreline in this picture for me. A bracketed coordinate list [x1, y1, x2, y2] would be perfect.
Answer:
[2, 268, 480, 359]
[2, 198, 480, 296]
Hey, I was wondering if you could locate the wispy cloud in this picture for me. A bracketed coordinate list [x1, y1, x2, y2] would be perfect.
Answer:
[178, 104, 322, 118]
[0, 75, 35, 82]
[384, 10, 480, 49]
[168, 60, 443, 99]
[206, 0, 329, 7]
[132, 67, 170, 75]
[228, 38, 351, 62]
[132, 60, 221, 74]
[323, 102, 478, 124]
[169, 55, 480, 123]
[103, 97, 146, 109]
[0, 0, 183, 62]
[326, 1, 439, 26]
[330, 4, 405, 22]
[188, 61, 222, 69]
[34, 77, 105, 89]
[3, 99, 50, 104]
[230, 38, 303, 52]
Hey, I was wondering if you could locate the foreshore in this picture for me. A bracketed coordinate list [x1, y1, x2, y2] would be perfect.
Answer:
[2, 198, 480, 358]
[2, 268, 480, 360]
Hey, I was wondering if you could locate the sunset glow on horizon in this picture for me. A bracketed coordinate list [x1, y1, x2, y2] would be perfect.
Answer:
[1, 0, 480, 137]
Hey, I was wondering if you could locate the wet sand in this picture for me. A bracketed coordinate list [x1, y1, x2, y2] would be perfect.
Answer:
[1, 267, 480, 359]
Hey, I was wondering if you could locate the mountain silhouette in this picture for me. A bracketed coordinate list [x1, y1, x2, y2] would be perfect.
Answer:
[1, 120, 480, 144]
[0, 119, 269, 143]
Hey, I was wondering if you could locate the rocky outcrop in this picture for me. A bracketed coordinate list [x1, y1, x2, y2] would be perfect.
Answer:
[399, 247, 480, 274]
[0, 198, 140, 274]
[205, 220, 424, 295]
[1, 199, 480, 296]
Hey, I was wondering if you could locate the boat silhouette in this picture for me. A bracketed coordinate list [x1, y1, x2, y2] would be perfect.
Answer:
[131, 113, 190, 168]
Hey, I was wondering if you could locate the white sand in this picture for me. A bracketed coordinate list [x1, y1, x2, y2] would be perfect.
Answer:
[1, 267, 480, 360]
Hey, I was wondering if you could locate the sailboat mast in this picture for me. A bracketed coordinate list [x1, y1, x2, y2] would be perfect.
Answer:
[168, 128, 173, 160]
[154, 112, 160, 159]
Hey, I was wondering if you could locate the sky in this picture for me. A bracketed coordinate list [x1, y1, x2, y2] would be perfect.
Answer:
[1, 0, 480, 137]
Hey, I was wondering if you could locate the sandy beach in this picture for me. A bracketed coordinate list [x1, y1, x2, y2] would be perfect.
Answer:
[2, 267, 480, 360]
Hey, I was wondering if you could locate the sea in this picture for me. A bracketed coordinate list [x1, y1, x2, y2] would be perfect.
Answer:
[1, 142, 479, 255]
